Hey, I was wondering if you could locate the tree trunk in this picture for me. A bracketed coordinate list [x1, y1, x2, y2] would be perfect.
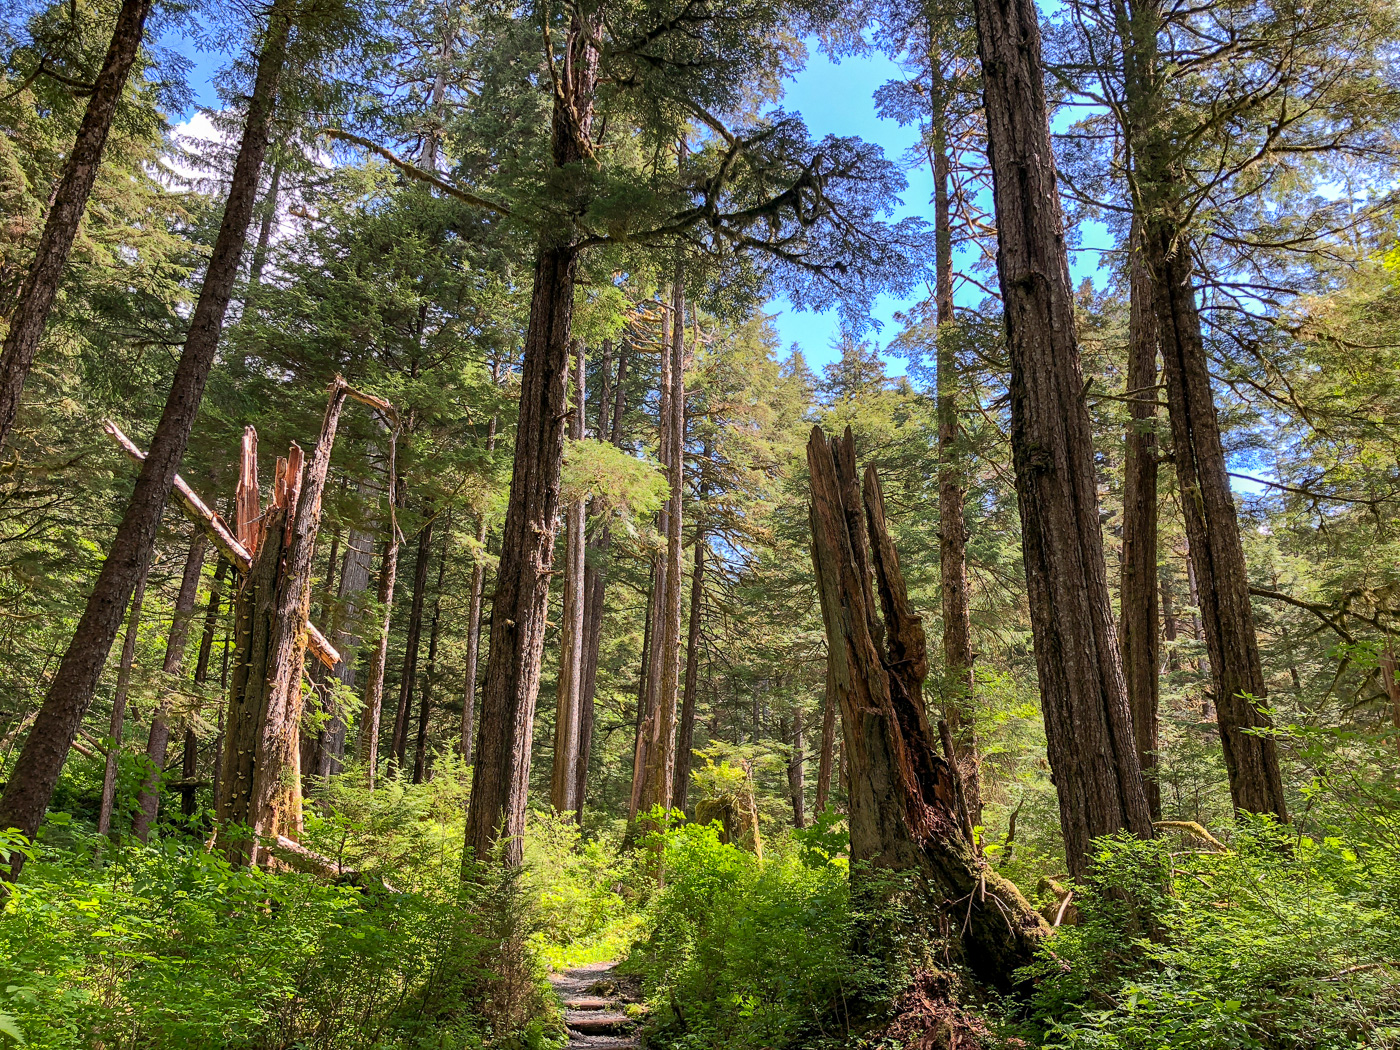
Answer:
[1121, 228, 1162, 820]
[631, 543, 666, 820]
[807, 427, 1046, 986]
[1145, 228, 1287, 820]
[465, 240, 580, 865]
[640, 276, 686, 820]
[630, 563, 656, 818]
[816, 671, 837, 813]
[0, 0, 293, 877]
[245, 151, 284, 305]
[971, 0, 1154, 877]
[460, 367, 500, 764]
[463, 3, 604, 866]
[414, 525, 448, 784]
[97, 564, 150, 836]
[573, 551, 606, 818]
[552, 342, 587, 814]
[632, 308, 674, 824]
[301, 520, 340, 779]
[132, 531, 209, 840]
[930, 60, 982, 826]
[358, 527, 400, 789]
[787, 703, 806, 828]
[390, 511, 435, 772]
[0, 0, 156, 448]
[460, 515, 487, 764]
[1161, 566, 1179, 670]
[322, 514, 377, 777]
[217, 381, 359, 866]
[183, 554, 230, 816]
[672, 535, 705, 813]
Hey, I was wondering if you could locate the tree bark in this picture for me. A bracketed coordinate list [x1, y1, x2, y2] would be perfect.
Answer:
[0, 0, 293, 877]
[413, 525, 448, 784]
[390, 510, 435, 772]
[672, 535, 705, 813]
[552, 342, 588, 814]
[132, 531, 209, 840]
[971, 0, 1154, 877]
[807, 427, 1046, 986]
[1145, 228, 1287, 819]
[217, 380, 359, 865]
[0, 0, 157, 448]
[98, 563, 150, 836]
[816, 670, 837, 813]
[1121, 227, 1162, 820]
[639, 276, 686, 820]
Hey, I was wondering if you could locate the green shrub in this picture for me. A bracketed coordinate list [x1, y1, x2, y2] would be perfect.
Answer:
[523, 810, 640, 967]
[1026, 818, 1400, 1049]
[0, 819, 552, 1049]
[627, 819, 866, 1049]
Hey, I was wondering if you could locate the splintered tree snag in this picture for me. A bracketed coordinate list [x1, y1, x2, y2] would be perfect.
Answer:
[807, 427, 1046, 987]
[216, 378, 383, 866]
[102, 422, 340, 671]
[106, 421, 251, 574]
[236, 427, 262, 559]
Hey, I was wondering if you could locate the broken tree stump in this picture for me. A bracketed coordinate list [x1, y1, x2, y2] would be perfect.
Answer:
[103, 421, 341, 671]
[807, 426, 1047, 988]
[213, 377, 393, 866]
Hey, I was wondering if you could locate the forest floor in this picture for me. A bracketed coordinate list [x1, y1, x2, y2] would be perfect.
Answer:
[549, 960, 643, 1048]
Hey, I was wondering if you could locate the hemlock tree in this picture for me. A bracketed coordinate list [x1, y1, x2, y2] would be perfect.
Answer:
[334, 0, 932, 868]
[0, 0, 324, 877]
[972, 0, 1155, 877]
[869, 0, 993, 819]
[0, 0, 157, 449]
[1055, 0, 1400, 818]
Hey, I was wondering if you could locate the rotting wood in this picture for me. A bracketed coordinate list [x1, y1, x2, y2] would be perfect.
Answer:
[103, 421, 340, 671]
[807, 426, 1046, 988]
[216, 377, 392, 866]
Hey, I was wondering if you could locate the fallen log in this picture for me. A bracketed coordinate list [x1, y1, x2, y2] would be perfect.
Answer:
[103, 420, 250, 573]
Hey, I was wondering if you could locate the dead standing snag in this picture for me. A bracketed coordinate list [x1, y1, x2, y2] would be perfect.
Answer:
[807, 426, 1046, 988]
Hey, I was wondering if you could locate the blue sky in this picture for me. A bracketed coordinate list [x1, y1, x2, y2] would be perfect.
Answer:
[160, 27, 1116, 374]
[771, 47, 1115, 371]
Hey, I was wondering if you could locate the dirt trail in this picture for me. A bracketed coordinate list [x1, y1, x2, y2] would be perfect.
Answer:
[549, 960, 642, 1048]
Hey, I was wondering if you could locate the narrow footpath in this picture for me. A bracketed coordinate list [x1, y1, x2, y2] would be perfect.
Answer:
[549, 961, 641, 1048]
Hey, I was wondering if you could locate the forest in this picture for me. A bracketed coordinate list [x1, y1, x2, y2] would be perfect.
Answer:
[1, 0, 1399, 1046]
